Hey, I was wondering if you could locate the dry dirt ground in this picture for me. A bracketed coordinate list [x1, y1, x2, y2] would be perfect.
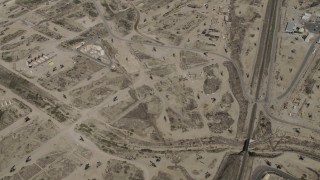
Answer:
[0, 0, 320, 179]
[267, 0, 320, 130]
[252, 152, 320, 180]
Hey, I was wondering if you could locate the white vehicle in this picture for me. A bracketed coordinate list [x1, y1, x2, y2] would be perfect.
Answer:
[313, 47, 317, 54]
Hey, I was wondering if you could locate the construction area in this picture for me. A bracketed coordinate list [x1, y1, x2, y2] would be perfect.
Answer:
[0, 0, 320, 179]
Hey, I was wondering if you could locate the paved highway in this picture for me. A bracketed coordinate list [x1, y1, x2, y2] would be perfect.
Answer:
[91, 1, 320, 179]
[1, 1, 319, 179]
[237, 0, 282, 179]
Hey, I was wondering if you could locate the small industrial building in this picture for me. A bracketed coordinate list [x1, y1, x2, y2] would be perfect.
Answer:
[302, 13, 312, 21]
[285, 22, 296, 33]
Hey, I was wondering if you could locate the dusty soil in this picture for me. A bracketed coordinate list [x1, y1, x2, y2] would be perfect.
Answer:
[38, 55, 104, 91]
[0, 98, 32, 130]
